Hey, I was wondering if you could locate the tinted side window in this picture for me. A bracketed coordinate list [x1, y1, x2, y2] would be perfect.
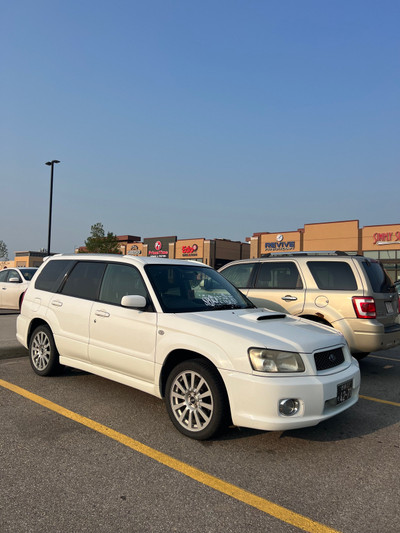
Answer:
[255, 262, 303, 289]
[99, 264, 148, 305]
[6, 270, 20, 282]
[61, 262, 106, 300]
[0, 270, 8, 282]
[220, 263, 255, 288]
[35, 260, 73, 292]
[307, 261, 357, 290]
[361, 260, 393, 293]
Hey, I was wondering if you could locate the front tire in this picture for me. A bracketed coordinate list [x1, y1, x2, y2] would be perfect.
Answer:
[29, 325, 61, 376]
[165, 359, 229, 440]
[352, 352, 369, 360]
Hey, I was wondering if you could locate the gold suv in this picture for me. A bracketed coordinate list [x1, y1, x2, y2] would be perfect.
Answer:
[219, 252, 400, 359]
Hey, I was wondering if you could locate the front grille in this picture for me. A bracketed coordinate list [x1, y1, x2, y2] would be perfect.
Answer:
[314, 347, 344, 370]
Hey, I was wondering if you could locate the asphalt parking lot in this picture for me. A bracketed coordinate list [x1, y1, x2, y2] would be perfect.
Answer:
[0, 312, 399, 533]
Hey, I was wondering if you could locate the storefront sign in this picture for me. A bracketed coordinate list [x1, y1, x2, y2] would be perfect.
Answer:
[373, 232, 400, 245]
[127, 244, 142, 256]
[175, 239, 204, 260]
[264, 235, 295, 251]
[144, 236, 176, 258]
[182, 244, 199, 257]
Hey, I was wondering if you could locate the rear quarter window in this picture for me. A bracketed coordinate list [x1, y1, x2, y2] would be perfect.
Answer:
[35, 260, 73, 292]
[307, 261, 357, 290]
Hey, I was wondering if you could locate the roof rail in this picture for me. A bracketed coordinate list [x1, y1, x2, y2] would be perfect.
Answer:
[261, 250, 351, 258]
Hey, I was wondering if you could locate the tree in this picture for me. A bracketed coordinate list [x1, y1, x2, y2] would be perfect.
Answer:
[80, 223, 121, 254]
[0, 240, 8, 266]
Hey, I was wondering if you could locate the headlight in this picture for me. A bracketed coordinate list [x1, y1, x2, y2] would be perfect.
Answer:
[248, 348, 305, 373]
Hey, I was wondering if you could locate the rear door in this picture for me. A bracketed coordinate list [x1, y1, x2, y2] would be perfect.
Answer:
[50, 261, 106, 362]
[246, 261, 305, 314]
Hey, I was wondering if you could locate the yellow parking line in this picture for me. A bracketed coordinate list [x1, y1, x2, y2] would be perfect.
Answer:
[0, 377, 340, 533]
[360, 394, 400, 407]
[369, 355, 400, 363]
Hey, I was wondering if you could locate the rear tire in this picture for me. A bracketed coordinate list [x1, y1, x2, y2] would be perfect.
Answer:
[165, 359, 229, 440]
[29, 325, 62, 376]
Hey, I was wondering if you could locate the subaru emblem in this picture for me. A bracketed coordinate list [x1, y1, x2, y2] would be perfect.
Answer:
[329, 353, 337, 363]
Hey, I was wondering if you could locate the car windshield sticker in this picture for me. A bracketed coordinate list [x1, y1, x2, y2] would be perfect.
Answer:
[202, 294, 239, 307]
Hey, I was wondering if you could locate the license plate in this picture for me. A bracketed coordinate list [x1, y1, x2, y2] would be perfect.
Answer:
[337, 380, 353, 404]
[385, 301, 394, 314]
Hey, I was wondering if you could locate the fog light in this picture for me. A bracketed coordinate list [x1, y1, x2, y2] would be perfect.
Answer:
[279, 399, 300, 416]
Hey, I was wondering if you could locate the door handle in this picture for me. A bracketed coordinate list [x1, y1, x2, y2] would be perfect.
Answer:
[282, 295, 297, 301]
[51, 300, 63, 307]
[95, 310, 110, 318]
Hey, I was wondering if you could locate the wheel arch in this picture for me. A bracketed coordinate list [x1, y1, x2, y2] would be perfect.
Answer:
[27, 318, 52, 347]
[299, 314, 332, 327]
[159, 349, 229, 401]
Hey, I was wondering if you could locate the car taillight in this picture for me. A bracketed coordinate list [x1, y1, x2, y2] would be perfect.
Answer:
[20, 290, 27, 308]
[352, 297, 376, 319]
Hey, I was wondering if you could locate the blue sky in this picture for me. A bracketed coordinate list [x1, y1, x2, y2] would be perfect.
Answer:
[1, 0, 399, 255]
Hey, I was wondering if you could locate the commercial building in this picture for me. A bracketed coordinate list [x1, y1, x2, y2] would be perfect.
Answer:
[122, 236, 250, 269]
[6, 220, 400, 281]
[250, 220, 400, 282]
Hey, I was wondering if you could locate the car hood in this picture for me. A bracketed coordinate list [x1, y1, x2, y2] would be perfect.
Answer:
[160, 307, 345, 354]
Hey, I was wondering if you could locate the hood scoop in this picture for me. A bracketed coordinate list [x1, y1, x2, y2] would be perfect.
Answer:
[257, 313, 286, 321]
[240, 311, 287, 323]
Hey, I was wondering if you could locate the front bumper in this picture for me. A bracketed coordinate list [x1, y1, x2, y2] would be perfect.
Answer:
[220, 361, 360, 431]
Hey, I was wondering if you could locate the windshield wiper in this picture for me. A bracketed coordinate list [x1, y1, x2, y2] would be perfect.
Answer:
[212, 304, 244, 310]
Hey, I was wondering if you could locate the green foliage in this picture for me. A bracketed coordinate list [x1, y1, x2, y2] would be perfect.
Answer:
[81, 223, 121, 254]
[0, 240, 8, 261]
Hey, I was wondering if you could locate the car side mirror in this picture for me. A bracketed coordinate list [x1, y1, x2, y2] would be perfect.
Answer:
[9, 277, 21, 283]
[121, 295, 147, 309]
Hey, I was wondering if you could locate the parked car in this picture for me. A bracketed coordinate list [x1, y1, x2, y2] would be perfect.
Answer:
[0, 267, 38, 310]
[17, 254, 360, 439]
[395, 281, 400, 319]
[219, 252, 400, 359]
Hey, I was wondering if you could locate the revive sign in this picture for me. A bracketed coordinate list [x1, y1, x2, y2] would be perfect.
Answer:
[264, 234, 296, 252]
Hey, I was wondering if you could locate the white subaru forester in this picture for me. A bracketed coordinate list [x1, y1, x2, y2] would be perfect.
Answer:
[17, 254, 360, 439]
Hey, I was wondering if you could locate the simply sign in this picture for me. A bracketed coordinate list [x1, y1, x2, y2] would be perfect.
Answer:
[373, 231, 400, 245]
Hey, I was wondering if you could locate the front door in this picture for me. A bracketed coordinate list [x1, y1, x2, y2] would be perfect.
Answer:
[88, 263, 157, 383]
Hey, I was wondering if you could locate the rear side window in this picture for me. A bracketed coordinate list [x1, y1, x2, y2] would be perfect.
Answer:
[35, 260, 73, 292]
[255, 262, 303, 289]
[220, 263, 255, 288]
[361, 260, 393, 293]
[307, 261, 357, 290]
[99, 264, 149, 305]
[61, 262, 106, 300]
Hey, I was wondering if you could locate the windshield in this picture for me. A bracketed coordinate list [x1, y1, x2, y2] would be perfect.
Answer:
[20, 268, 38, 281]
[145, 263, 254, 313]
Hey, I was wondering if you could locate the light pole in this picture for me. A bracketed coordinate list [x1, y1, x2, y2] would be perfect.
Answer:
[45, 160, 60, 255]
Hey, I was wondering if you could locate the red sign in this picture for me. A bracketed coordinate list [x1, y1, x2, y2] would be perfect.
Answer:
[373, 232, 400, 244]
[182, 244, 198, 255]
